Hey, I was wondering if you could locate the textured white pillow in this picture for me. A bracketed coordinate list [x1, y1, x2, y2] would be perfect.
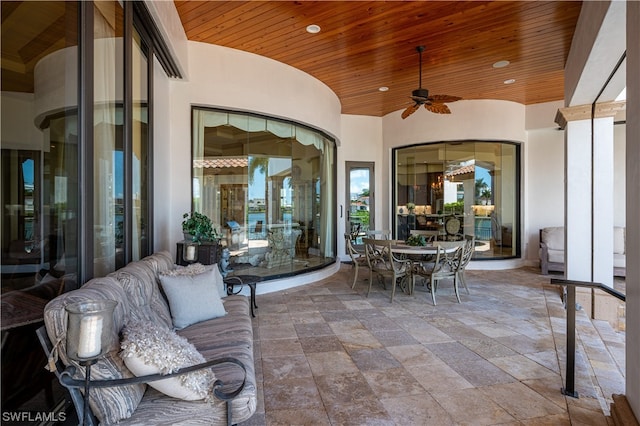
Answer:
[159, 268, 227, 329]
[120, 320, 215, 401]
[542, 227, 564, 251]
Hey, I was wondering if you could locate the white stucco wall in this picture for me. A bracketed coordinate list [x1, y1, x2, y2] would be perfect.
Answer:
[380, 99, 527, 269]
[523, 100, 565, 264]
[382, 100, 527, 147]
[337, 114, 383, 261]
[523, 127, 565, 260]
[165, 41, 342, 254]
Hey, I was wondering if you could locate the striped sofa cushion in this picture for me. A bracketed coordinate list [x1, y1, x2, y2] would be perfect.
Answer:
[108, 259, 172, 329]
[44, 277, 145, 424]
[177, 296, 257, 424]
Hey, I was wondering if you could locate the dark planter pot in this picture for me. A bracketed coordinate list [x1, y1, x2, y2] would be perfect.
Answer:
[176, 240, 221, 266]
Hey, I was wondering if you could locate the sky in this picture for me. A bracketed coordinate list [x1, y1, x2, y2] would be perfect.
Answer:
[350, 169, 370, 199]
[22, 159, 34, 185]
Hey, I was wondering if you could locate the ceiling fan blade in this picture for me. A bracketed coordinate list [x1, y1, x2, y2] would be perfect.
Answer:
[425, 103, 452, 114]
[429, 94, 462, 103]
[401, 103, 420, 119]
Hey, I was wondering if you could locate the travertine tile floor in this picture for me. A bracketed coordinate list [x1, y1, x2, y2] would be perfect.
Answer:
[240, 265, 625, 425]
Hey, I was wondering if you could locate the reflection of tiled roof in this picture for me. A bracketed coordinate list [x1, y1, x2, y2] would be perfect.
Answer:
[447, 164, 475, 177]
[193, 158, 248, 168]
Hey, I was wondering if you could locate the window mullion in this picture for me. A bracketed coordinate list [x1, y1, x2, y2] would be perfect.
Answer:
[79, 0, 94, 282]
[123, 0, 133, 265]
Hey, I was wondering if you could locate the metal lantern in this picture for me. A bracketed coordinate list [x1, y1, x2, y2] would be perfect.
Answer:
[65, 300, 118, 362]
[182, 240, 200, 264]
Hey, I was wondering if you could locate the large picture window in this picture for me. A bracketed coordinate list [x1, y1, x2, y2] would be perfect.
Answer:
[1, 1, 169, 415]
[394, 141, 520, 259]
[191, 108, 336, 279]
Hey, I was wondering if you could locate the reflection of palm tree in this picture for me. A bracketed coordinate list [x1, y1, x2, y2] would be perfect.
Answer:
[248, 157, 269, 184]
[475, 178, 489, 199]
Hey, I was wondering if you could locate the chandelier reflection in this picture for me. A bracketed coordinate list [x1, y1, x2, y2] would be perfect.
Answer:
[431, 175, 443, 196]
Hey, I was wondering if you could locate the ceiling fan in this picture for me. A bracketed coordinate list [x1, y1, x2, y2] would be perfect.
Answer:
[401, 46, 462, 119]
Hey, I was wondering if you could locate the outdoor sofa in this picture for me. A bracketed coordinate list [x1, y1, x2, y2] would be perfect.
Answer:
[539, 226, 626, 277]
[39, 251, 256, 425]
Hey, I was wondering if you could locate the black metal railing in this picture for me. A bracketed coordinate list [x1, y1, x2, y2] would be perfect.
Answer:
[550, 278, 626, 398]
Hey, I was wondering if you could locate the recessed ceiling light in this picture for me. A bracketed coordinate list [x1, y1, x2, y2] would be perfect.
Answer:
[378, 86, 389, 92]
[306, 24, 321, 34]
[504, 78, 516, 84]
[493, 60, 510, 68]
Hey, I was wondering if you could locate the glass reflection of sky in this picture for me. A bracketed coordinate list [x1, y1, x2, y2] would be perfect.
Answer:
[350, 169, 369, 199]
[22, 159, 34, 185]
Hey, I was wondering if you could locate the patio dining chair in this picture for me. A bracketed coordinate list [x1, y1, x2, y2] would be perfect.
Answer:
[409, 229, 438, 242]
[416, 243, 464, 305]
[365, 229, 392, 240]
[363, 238, 412, 302]
[344, 233, 368, 289]
[457, 235, 475, 294]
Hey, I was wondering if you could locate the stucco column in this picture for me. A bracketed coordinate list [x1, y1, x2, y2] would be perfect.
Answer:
[556, 102, 624, 287]
[562, 115, 592, 282]
[592, 114, 615, 288]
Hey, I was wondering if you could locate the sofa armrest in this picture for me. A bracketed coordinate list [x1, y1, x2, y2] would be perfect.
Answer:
[38, 325, 246, 426]
[59, 357, 246, 402]
[59, 358, 246, 426]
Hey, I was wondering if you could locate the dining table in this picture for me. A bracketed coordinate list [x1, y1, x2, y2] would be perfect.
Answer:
[391, 241, 462, 256]
[390, 241, 464, 295]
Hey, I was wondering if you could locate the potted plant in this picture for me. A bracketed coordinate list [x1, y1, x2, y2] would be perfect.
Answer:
[406, 234, 427, 246]
[182, 212, 219, 242]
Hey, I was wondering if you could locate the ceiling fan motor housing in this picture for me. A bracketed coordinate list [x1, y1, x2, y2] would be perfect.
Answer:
[412, 88, 429, 101]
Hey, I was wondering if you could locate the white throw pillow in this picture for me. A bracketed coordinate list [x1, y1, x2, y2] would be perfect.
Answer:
[166, 263, 226, 298]
[120, 320, 215, 401]
[542, 227, 564, 251]
[159, 268, 227, 329]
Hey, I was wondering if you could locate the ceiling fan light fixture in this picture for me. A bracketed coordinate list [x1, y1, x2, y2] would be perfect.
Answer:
[378, 86, 389, 92]
[306, 24, 321, 34]
[493, 60, 510, 68]
[504, 78, 516, 84]
[401, 46, 461, 119]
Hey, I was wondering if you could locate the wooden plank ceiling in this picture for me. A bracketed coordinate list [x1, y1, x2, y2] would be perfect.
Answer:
[1, 1, 583, 118]
[175, 1, 583, 117]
